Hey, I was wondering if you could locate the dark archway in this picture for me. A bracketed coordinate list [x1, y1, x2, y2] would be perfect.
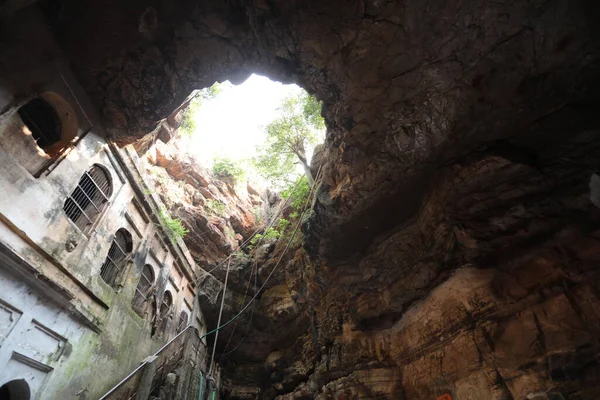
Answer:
[0, 379, 31, 400]
[18, 98, 62, 150]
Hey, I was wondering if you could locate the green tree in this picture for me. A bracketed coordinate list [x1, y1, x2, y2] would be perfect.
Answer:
[212, 157, 246, 184]
[179, 82, 227, 136]
[253, 91, 324, 187]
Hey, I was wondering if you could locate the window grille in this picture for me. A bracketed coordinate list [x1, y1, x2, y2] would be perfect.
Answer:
[176, 311, 188, 334]
[18, 98, 62, 152]
[132, 264, 155, 316]
[63, 165, 112, 235]
[100, 229, 132, 288]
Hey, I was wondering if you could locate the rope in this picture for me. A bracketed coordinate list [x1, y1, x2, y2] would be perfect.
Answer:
[219, 259, 256, 357]
[217, 175, 309, 356]
[219, 259, 257, 359]
[208, 258, 231, 376]
[200, 166, 323, 357]
[198, 172, 318, 342]
[198, 175, 306, 278]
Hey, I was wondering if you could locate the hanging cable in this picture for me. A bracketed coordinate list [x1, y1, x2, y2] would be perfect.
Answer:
[208, 257, 231, 377]
[198, 175, 306, 278]
[215, 174, 304, 356]
[217, 172, 320, 357]
[198, 166, 322, 347]
[197, 178, 316, 342]
[219, 258, 256, 357]
[219, 265, 256, 358]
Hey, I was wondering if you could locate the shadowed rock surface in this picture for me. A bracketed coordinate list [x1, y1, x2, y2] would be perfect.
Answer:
[38, 0, 600, 398]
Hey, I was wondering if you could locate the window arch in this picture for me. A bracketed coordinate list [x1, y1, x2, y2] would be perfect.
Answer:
[17, 92, 78, 158]
[159, 290, 173, 333]
[100, 229, 133, 288]
[176, 311, 188, 334]
[0, 379, 30, 400]
[132, 264, 155, 317]
[18, 98, 62, 152]
[64, 164, 112, 235]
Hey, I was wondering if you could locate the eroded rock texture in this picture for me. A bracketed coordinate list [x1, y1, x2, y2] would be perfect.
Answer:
[142, 140, 266, 267]
[40, 0, 600, 398]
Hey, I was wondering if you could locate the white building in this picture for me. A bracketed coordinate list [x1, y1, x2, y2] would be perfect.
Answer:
[0, 5, 208, 399]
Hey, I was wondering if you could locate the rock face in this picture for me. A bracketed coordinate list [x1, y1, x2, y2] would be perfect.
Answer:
[142, 140, 265, 270]
[40, 0, 600, 398]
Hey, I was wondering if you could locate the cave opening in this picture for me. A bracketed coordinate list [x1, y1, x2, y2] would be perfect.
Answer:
[170, 73, 325, 189]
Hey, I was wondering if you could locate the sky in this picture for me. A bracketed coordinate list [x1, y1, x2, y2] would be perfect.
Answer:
[179, 74, 303, 166]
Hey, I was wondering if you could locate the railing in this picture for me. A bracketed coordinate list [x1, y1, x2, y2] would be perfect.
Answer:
[99, 326, 206, 400]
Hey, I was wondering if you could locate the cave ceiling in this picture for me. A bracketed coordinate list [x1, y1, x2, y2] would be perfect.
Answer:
[38, 1, 600, 397]
[46, 0, 600, 261]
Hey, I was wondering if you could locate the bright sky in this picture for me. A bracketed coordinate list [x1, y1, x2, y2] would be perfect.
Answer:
[179, 74, 303, 165]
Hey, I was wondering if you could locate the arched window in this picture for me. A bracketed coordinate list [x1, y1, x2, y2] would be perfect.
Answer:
[176, 311, 188, 334]
[132, 264, 155, 317]
[16, 92, 78, 159]
[159, 290, 173, 333]
[0, 379, 30, 400]
[4, 93, 78, 177]
[100, 229, 133, 288]
[64, 164, 112, 235]
[17, 98, 62, 153]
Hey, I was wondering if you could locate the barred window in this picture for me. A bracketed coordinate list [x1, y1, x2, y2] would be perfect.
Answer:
[159, 290, 173, 333]
[176, 311, 188, 334]
[100, 229, 133, 288]
[132, 264, 155, 317]
[64, 165, 112, 235]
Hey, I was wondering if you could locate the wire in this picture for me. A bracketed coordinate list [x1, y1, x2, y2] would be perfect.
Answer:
[218, 176, 309, 356]
[200, 212, 302, 339]
[219, 258, 256, 357]
[219, 258, 257, 359]
[198, 168, 321, 344]
[208, 257, 231, 376]
[201, 167, 323, 360]
[198, 176, 306, 278]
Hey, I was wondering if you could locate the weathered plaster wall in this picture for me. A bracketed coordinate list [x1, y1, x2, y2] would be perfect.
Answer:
[0, 7, 209, 398]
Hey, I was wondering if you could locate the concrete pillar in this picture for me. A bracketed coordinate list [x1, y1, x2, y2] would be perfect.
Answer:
[135, 355, 158, 400]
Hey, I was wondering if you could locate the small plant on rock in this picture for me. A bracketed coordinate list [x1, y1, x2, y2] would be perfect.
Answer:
[212, 157, 246, 184]
[205, 199, 227, 217]
[157, 207, 189, 241]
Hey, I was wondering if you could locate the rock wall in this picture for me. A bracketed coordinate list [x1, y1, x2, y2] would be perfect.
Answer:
[141, 139, 267, 267]
[32, 0, 600, 398]
[140, 138, 277, 339]
[218, 138, 600, 399]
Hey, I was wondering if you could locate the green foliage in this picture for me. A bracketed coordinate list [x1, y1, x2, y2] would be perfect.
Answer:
[157, 207, 189, 241]
[302, 92, 326, 131]
[232, 250, 251, 264]
[246, 177, 311, 249]
[205, 199, 227, 217]
[212, 157, 246, 183]
[249, 226, 281, 247]
[179, 82, 227, 137]
[252, 206, 264, 224]
[252, 91, 325, 187]
[281, 176, 310, 216]
[277, 218, 290, 235]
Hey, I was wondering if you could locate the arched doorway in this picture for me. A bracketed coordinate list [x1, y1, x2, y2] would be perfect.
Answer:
[0, 379, 31, 400]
